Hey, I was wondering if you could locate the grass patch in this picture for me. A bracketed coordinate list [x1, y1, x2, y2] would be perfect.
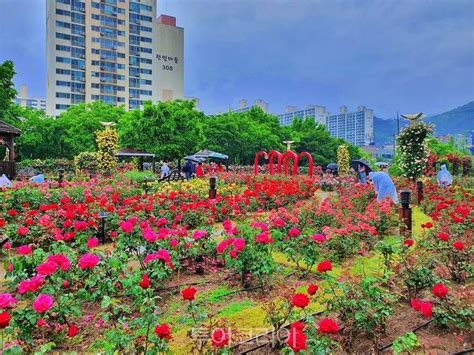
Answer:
[197, 285, 234, 304]
[218, 300, 255, 317]
[412, 207, 432, 238]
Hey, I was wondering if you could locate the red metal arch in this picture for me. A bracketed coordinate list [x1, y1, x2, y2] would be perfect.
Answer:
[254, 151, 268, 175]
[297, 152, 314, 177]
[268, 150, 283, 175]
[282, 151, 298, 176]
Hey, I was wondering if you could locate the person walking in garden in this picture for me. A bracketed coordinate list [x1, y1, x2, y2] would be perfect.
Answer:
[368, 171, 398, 204]
[437, 164, 453, 187]
[358, 162, 368, 184]
[182, 160, 193, 181]
[160, 162, 170, 179]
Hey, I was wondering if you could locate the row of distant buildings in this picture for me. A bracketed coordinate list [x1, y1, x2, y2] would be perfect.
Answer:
[228, 99, 374, 147]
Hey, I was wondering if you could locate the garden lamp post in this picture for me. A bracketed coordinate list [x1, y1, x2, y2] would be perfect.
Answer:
[400, 190, 412, 238]
[209, 176, 217, 199]
[416, 181, 424, 205]
[98, 211, 109, 244]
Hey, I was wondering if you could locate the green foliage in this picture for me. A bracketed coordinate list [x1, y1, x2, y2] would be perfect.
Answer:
[59, 102, 125, 158]
[202, 107, 283, 164]
[120, 100, 205, 162]
[426, 137, 469, 157]
[0, 60, 17, 119]
[74, 152, 98, 173]
[392, 332, 421, 354]
[285, 118, 364, 167]
[17, 158, 74, 173]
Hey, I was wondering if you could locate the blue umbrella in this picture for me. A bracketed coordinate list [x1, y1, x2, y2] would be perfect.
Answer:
[208, 152, 228, 160]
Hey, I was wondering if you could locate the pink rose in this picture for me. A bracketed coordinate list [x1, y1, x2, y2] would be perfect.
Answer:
[86, 237, 99, 249]
[17, 245, 32, 256]
[78, 254, 100, 270]
[0, 293, 17, 309]
[32, 294, 54, 313]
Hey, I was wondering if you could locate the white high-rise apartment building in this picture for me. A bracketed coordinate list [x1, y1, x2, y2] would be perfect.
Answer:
[278, 104, 374, 146]
[46, 0, 184, 116]
[14, 85, 47, 111]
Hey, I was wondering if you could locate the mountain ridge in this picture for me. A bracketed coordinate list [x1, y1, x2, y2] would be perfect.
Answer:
[374, 101, 474, 144]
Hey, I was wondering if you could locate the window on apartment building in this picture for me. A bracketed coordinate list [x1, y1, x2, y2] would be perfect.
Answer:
[71, 12, 85, 24]
[56, 45, 70, 52]
[56, 9, 71, 17]
[56, 69, 71, 75]
[56, 104, 70, 110]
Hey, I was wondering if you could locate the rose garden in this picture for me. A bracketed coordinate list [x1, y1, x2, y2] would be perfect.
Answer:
[0, 109, 473, 354]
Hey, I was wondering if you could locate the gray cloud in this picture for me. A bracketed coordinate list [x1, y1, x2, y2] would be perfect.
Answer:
[0, 0, 473, 117]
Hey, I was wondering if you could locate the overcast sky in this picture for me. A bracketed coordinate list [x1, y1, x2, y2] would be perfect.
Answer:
[1, 0, 473, 117]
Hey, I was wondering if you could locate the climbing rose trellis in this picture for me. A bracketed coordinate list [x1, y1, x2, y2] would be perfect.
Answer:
[337, 144, 350, 176]
[397, 121, 433, 180]
[96, 128, 118, 174]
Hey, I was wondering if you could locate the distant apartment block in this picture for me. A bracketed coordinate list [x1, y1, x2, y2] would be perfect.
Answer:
[46, 0, 184, 116]
[278, 104, 374, 146]
[14, 85, 46, 111]
[229, 98, 269, 113]
[278, 105, 328, 126]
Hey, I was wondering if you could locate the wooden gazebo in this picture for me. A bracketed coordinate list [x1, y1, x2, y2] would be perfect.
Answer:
[0, 120, 21, 178]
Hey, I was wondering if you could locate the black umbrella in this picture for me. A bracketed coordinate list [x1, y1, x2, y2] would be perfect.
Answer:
[326, 163, 338, 170]
[351, 159, 372, 173]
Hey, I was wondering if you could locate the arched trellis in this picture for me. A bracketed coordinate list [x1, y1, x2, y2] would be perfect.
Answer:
[268, 150, 283, 175]
[282, 151, 298, 176]
[297, 151, 314, 177]
[254, 150, 268, 175]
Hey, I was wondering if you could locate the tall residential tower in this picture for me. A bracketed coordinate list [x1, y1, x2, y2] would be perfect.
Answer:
[46, 0, 183, 116]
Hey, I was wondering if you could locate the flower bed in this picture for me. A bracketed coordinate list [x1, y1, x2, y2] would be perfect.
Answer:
[0, 172, 472, 353]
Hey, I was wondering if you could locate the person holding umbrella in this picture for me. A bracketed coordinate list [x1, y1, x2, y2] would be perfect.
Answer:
[352, 160, 371, 185]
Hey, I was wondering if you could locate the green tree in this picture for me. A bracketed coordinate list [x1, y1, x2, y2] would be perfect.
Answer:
[0, 60, 17, 119]
[6, 105, 63, 159]
[285, 118, 364, 167]
[202, 107, 284, 164]
[58, 101, 126, 158]
[119, 99, 205, 162]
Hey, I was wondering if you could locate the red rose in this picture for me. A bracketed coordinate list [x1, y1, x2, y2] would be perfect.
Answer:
[317, 260, 333, 273]
[307, 284, 319, 295]
[432, 283, 448, 299]
[155, 323, 172, 340]
[292, 293, 310, 309]
[181, 286, 197, 301]
[17, 226, 29, 236]
[452, 241, 464, 251]
[0, 311, 11, 329]
[317, 318, 339, 333]
[410, 298, 421, 311]
[288, 227, 300, 238]
[67, 324, 79, 337]
[437, 232, 449, 242]
[211, 328, 229, 348]
[139, 274, 151, 289]
[419, 302, 432, 318]
[423, 222, 433, 229]
[403, 239, 414, 247]
[286, 326, 307, 352]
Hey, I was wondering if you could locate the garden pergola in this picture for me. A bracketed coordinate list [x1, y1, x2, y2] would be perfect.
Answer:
[0, 119, 21, 178]
[117, 148, 156, 173]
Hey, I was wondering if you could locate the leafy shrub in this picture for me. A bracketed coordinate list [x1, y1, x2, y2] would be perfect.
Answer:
[74, 152, 98, 173]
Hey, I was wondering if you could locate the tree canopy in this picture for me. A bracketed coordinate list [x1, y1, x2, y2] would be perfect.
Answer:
[202, 107, 284, 164]
[0, 60, 16, 120]
[119, 99, 205, 161]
